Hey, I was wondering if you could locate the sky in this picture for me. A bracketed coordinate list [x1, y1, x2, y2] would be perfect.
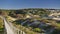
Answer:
[0, 0, 60, 9]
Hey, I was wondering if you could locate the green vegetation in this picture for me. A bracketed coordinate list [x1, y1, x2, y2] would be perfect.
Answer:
[0, 8, 50, 17]
[56, 23, 60, 30]
[12, 23, 40, 34]
[0, 18, 4, 34]
[0, 8, 60, 34]
[33, 28, 41, 33]
[0, 18, 3, 30]
[12, 19, 41, 34]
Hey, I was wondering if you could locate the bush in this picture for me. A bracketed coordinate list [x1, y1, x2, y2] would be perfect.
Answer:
[33, 28, 41, 33]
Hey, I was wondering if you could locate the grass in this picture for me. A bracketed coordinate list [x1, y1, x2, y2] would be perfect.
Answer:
[0, 18, 4, 34]
[56, 23, 60, 29]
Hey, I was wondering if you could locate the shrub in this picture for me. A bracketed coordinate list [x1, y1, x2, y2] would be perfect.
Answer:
[33, 28, 41, 33]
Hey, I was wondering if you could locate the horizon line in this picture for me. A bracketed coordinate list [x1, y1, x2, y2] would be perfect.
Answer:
[0, 8, 60, 10]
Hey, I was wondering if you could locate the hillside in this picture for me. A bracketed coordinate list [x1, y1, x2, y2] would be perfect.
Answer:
[0, 8, 60, 34]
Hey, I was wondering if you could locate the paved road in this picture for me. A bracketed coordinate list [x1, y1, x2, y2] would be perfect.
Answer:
[4, 18, 15, 34]
[0, 16, 15, 34]
[0, 16, 25, 34]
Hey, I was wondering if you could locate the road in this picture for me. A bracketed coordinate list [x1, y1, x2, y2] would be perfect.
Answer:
[0, 16, 25, 34]
[4, 18, 15, 34]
